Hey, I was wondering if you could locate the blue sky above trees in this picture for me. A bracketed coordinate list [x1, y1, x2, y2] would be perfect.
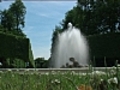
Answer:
[0, 1, 76, 59]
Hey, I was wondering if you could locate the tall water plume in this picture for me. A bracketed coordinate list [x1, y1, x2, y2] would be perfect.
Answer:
[50, 23, 89, 68]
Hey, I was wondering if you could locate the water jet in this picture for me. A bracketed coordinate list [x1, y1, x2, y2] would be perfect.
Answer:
[50, 23, 89, 68]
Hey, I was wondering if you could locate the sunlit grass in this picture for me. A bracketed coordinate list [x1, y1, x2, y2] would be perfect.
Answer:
[0, 67, 120, 90]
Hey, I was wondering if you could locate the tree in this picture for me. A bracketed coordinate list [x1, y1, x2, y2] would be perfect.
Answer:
[1, 9, 15, 31]
[96, 0, 120, 33]
[35, 57, 48, 68]
[60, 0, 120, 35]
[0, 0, 26, 37]
[9, 0, 26, 31]
[60, 7, 77, 30]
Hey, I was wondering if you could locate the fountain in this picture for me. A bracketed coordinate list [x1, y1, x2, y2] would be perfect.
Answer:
[50, 22, 89, 68]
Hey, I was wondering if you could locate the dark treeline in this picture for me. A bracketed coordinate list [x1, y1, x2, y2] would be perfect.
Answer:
[51, 0, 120, 53]
[54, 0, 120, 35]
[34, 57, 48, 68]
[62, 0, 120, 35]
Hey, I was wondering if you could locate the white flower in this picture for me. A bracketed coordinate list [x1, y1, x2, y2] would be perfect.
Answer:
[25, 69, 29, 72]
[113, 77, 118, 84]
[108, 77, 118, 84]
[51, 79, 60, 84]
[117, 64, 120, 67]
[100, 79, 103, 82]
[7, 69, 12, 72]
[81, 73, 87, 76]
[0, 71, 3, 73]
[71, 71, 76, 75]
[51, 80, 54, 84]
[51, 71, 56, 75]
[16, 69, 19, 71]
[91, 71, 106, 76]
[110, 69, 116, 75]
[79, 72, 87, 76]
[54, 79, 60, 84]
[12, 74, 14, 77]
[45, 72, 49, 75]
[112, 66, 117, 70]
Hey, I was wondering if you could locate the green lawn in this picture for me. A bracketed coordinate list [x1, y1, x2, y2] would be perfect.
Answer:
[0, 67, 120, 90]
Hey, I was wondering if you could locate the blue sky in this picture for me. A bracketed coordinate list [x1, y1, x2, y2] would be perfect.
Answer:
[0, 1, 77, 59]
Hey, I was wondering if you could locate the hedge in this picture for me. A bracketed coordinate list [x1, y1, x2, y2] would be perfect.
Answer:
[0, 32, 34, 67]
[87, 33, 120, 66]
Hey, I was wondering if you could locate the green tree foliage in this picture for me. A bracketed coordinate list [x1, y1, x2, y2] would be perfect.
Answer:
[61, 0, 120, 35]
[35, 57, 48, 68]
[1, 9, 15, 31]
[0, 0, 26, 37]
[60, 7, 77, 30]
[9, 0, 26, 31]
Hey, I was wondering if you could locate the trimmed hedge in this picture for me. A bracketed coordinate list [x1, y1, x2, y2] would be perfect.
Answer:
[87, 33, 120, 66]
[0, 32, 34, 67]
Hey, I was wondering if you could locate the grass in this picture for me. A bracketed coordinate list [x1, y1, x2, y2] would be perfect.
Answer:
[0, 67, 120, 90]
